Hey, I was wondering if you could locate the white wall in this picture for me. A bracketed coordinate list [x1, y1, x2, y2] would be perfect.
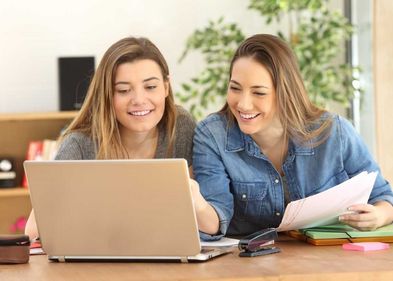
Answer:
[0, 0, 274, 113]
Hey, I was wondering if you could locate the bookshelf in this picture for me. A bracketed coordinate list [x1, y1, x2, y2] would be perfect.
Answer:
[0, 111, 77, 234]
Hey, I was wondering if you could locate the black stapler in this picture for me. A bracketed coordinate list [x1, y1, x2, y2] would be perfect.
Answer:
[238, 228, 280, 257]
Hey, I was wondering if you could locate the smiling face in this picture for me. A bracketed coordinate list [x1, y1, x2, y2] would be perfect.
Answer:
[113, 59, 169, 135]
[227, 57, 281, 139]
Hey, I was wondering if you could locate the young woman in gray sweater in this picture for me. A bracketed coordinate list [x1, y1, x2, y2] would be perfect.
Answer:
[25, 37, 196, 240]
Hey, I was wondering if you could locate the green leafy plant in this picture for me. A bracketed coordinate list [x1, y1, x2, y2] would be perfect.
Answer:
[177, 0, 362, 119]
[177, 18, 245, 119]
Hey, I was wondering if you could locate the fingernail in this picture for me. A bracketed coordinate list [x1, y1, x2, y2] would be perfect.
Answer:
[347, 207, 352, 211]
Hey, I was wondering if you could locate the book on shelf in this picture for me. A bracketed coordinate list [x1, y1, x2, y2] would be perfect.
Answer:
[42, 139, 58, 160]
[22, 139, 58, 188]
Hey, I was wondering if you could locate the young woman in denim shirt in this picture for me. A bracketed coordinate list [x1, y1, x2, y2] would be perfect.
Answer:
[190, 34, 393, 239]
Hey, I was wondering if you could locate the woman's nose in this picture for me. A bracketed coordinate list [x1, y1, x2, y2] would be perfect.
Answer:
[129, 89, 145, 105]
[237, 93, 253, 111]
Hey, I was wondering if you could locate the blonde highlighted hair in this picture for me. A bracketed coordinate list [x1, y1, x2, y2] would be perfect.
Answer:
[221, 34, 331, 146]
[62, 37, 177, 158]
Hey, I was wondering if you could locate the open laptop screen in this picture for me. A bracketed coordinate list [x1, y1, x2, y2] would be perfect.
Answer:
[24, 159, 201, 259]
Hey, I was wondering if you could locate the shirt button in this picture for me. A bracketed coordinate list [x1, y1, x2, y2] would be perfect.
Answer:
[242, 194, 247, 199]
[276, 212, 281, 216]
[274, 179, 279, 184]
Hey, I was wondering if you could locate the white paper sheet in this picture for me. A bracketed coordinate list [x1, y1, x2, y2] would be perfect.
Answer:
[277, 171, 378, 232]
[200, 237, 239, 247]
[30, 247, 45, 255]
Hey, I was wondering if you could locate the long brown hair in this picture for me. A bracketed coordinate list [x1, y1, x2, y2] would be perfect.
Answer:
[62, 37, 177, 158]
[221, 34, 331, 146]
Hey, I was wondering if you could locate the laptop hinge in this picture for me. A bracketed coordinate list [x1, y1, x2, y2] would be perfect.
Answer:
[180, 256, 188, 263]
[58, 256, 66, 262]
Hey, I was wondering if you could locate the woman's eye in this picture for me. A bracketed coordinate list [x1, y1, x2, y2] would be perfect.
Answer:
[146, 85, 157, 90]
[229, 86, 241, 92]
[254, 92, 267, 96]
[116, 89, 130, 94]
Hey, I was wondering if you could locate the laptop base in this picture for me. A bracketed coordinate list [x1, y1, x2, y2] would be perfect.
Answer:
[49, 247, 234, 263]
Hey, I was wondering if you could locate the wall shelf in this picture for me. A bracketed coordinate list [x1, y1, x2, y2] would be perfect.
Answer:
[0, 187, 29, 198]
[0, 111, 77, 234]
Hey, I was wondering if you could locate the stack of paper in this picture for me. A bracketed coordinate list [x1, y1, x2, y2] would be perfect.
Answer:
[277, 171, 378, 232]
[200, 237, 239, 248]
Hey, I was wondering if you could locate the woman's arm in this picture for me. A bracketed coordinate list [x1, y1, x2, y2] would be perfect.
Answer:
[192, 119, 234, 240]
[189, 167, 220, 234]
[189, 179, 220, 234]
[338, 116, 393, 229]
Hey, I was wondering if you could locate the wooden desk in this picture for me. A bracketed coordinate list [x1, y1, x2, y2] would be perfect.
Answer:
[2, 237, 393, 281]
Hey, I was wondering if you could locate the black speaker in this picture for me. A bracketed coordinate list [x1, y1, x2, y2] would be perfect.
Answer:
[58, 57, 95, 111]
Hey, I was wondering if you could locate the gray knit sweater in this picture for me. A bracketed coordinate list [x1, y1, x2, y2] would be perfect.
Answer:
[55, 106, 196, 165]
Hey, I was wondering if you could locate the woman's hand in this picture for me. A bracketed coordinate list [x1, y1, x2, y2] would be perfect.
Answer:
[339, 201, 393, 231]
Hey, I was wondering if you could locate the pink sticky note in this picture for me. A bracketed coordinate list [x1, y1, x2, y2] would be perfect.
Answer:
[342, 242, 390, 252]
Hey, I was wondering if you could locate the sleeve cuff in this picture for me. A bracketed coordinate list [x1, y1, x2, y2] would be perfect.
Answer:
[369, 195, 393, 207]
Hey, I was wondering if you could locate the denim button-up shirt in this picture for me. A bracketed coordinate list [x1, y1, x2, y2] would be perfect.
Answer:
[193, 113, 393, 240]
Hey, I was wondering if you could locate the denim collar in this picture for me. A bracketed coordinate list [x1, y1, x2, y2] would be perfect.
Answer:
[225, 122, 314, 156]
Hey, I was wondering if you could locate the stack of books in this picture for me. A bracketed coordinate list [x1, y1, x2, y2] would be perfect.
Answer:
[287, 223, 393, 245]
[21, 139, 58, 188]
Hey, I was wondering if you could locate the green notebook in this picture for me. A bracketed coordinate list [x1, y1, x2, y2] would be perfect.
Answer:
[300, 223, 393, 239]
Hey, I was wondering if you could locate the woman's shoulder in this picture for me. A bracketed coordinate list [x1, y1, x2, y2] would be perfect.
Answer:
[174, 105, 196, 136]
[319, 113, 354, 133]
[56, 131, 96, 160]
[307, 111, 336, 132]
[62, 131, 92, 144]
[314, 112, 358, 144]
[197, 112, 227, 131]
[317, 111, 350, 125]
[175, 105, 196, 126]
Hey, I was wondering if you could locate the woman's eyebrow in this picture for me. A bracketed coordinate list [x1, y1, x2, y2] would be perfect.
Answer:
[143, 77, 160, 82]
[229, 79, 241, 86]
[230, 79, 269, 89]
[251, 85, 269, 89]
[114, 77, 160, 86]
[114, 81, 130, 86]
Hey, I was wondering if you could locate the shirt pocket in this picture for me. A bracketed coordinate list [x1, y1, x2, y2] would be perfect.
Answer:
[308, 169, 349, 196]
[231, 181, 268, 222]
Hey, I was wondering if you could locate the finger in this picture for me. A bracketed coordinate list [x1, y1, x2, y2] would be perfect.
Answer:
[342, 220, 378, 231]
[339, 212, 375, 222]
[347, 204, 374, 213]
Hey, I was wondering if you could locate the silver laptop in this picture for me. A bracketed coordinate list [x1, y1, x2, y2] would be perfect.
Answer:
[24, 159, 234, 262]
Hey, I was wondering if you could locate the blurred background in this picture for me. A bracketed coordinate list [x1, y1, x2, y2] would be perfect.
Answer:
[0, 0, 391, 179]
